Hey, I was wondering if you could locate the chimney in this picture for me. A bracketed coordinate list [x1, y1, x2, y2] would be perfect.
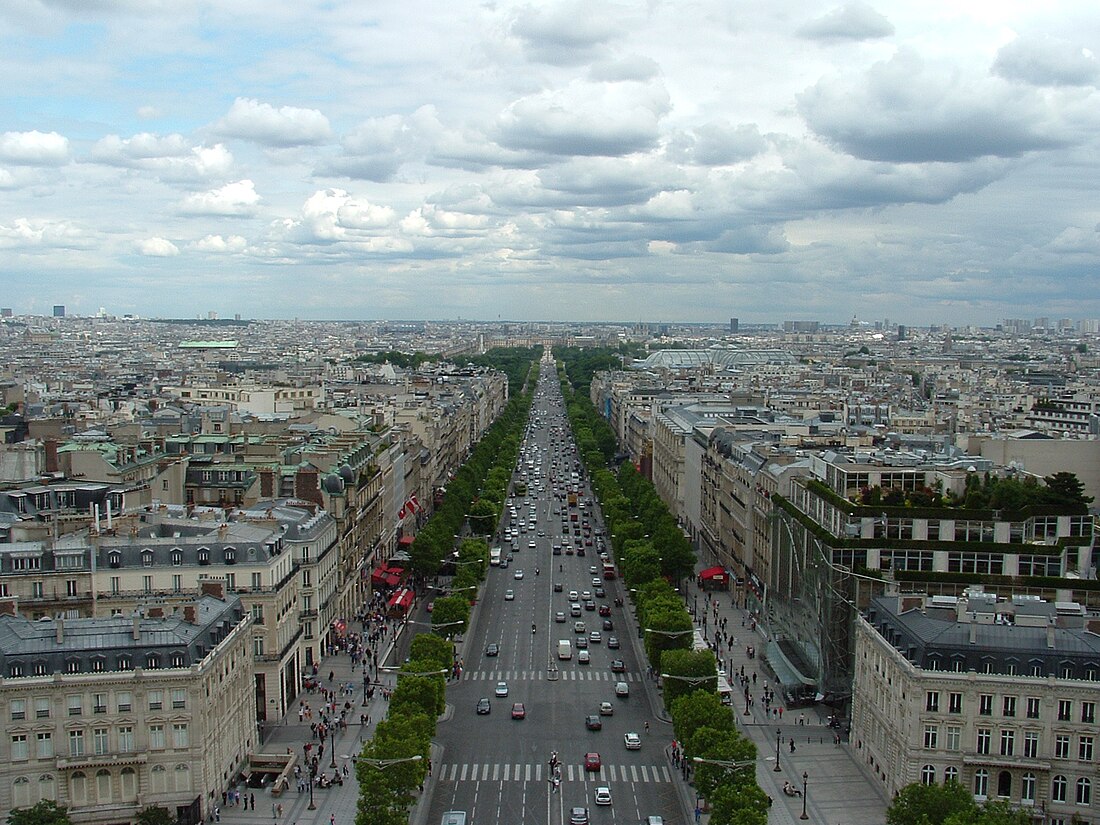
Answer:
[45, 439, 59, 473]
[0, 600, 16, 617]
[183, 604, 197, 624]
[55, 618, 64, 644]
[969, 622, 977, 645]
[106, 498, 113, 531]
[147, 606, 164, 619]
[132, 615, 141, 641]
[200, 580, 225, 600]
[1047, 620, 1057, 649]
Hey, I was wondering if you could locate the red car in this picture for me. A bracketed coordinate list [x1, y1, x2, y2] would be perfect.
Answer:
[584, 752, 601, 772]
[511, 702, 526, 719]
[598, 604, 611, 616]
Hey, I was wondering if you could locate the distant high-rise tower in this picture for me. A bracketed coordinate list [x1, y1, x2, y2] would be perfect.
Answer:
[896, 324, 907, 341]
[52, 305, 65, 318]
[729, 317, 739, 333]
[0, 308, 11, 318]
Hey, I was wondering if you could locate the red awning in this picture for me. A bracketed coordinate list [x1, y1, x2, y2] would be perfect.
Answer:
[699, 565, 727, 581]
[398, 535, 415, 546]
[371, 562, 407, 587]
[387, 588, 414, 612]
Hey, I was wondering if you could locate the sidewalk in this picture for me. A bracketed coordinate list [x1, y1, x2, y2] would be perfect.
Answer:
[671, 557, 889, 825]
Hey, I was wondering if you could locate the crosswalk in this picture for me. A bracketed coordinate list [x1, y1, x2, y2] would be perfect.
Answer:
[437, 762, 674, 784]
[464, 670, 638, 682]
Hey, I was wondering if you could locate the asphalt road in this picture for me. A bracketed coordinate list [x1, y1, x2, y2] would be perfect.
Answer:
[425, 361, 684, 825]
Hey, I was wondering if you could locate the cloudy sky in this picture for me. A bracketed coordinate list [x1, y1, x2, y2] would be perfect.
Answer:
[2, 1, 1100, 325]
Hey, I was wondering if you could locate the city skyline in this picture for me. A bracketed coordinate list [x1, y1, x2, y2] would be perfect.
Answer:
[3, 1, 1100, 324]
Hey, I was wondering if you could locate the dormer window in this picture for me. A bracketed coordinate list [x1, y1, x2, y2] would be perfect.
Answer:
[145, 653, 160, 670]
[197, 548, 210, 566]
[224, 547, 236, 565]
[108, 551, 122, 569]
[117, 655, 132, 671]
[171, 549, 182, 566]
[141, 549, 154, 567]
[170, 652, 186, 668]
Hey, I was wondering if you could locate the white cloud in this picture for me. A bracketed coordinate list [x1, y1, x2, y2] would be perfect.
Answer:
[215, 97, 332, 147]
[0, 130, 70, 166]
[798, 2, 894, 42]
[279, 189, 397, 244]
[134, 237, 179, 257]
[0, 217, 89, 249]
[90, 135, 234, 182]
[192, 234, 247, 253]
[993, 35, 1100, 87]
[179, 180, 261, 217]
[511, 1, 625, 65]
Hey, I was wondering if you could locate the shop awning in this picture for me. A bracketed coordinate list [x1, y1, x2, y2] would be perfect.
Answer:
[398, 535, 415, 546]
[699, 565, 728, 581]
[387, 588, 414, 613]
[371, 562, 407, 587]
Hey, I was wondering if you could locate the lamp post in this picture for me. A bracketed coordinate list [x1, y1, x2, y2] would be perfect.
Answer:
[362, 670, 370, 707]
[744, 687, 751, 717]
[800, 771, 809, 820]
[359, 754, 423, 770]
[306, 773, 315, 810]
[774, 728, 782, 772]
[329, 726, 337, 769]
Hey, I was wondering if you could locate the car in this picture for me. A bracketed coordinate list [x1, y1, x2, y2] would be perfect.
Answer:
[575, 636, 588, 649]
[529, 541, 537, 550]
[611, 659, 626, 673]
[504, 589, 515, 601]
[500, 559, 509, 569]
[584, 752, 601, 771]
[511, 702, 526, 719]
[555, 611, 566, 623]
[538, 530, 545, 537]
[553, 545, 562, 555]
[599, 701, 614, 716]
[585, 714, 602, 731]
[644, 818, 664, 825]
[624, 732, 642, 750]
[476, 698, 491, 714]
[584, 600, 596, 611]
[594, 585, 605, 597]
[514, 569, 524, 580]
[578, 649, 591, 664]
[592, 577, 601, 587]
[590, 566, 599, 574]
[569, 807, 590, 825]
[598, 604, 611, 616]
[615, 681, 629, 697]
[581, 591, 592, 600]
[589, 631, 602, 644]
[594, 786, 612, 806]
[554, 581, 563, 592]
[607, 636, 619, 648]
[495, 681, 509, 697]
[569, 590, 579, 601]
[486, 643, 499, 657]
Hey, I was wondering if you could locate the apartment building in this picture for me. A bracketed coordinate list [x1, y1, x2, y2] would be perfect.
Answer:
[853, 592, 1100, 825]
[0, 590, 253, 825]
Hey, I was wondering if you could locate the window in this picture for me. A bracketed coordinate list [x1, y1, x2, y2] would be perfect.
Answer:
[171, 549, 182, 566]
[117, 655, 131, 671]
[1078, 736, 1093, 762]
[149, 725, 165, 749]
[977, 728, 991, 755]
[1022, 772, 1036, 803]
[142, 550, 153, 567]
[68, 730, 84, 757]
[926, 691, 940, 712]
[9, 662, 23, 677]
[921, 765, 936, 785]
[96, 768, 111, 803]
[120, 767, 136, 801]
[38, 773, 56, 802]
[251, 572, 262, 590]
[172, 723, 188, 748]
[118, 726, 134, 753]
[1058, 699, 1072, 721]
[110, 576, 120, 594]
[1082, 701, 1096, 724]
[151, 765, 167, 793]
[251, 604, 264, 624]
[946, 726, 960, 751]
[974, 769, 989, 798]
[997, 770, 1011, 798]
[174, 763, 190, 792]
[70, 772, 87, 806]
[146, 653, 160, 669]
[1026, 697, 1040, 719]
[979, 694, 993, 716]
[116, 691, 131, 713]
[93, 693, 107, 714]
[90, 657, 105, 673]
[1076, 777, 1091, 806]
[35, 698, 50, 719]
[949, 692, 963, 714]
[11, 699, 25, 721]
[1052, 775, 1067, 803]
[143, 575, 153, 593]
[1056, 735, 1071, 759]
[945, 766, 959, 784]
[1024, 731, 1039, 759]
[171, 651, 186, 668]
[254, 637, 265, 656]
[1000, 729, 1015, 756]
[65, 658, 81, 674]
[93, 728, 109, 756]
[66, 580, 78, 597]
[148, 690, 162, 711]
[11, 734, 29, 761]
[36, 733, 52, 759]
[172, 574, 182, 592]
[67, 695, 82, 716]
[171, 689, 186, 709]
[924, 725, 939, 749]
[1002, 696, 1016, 717]
[197, 549, 209, 565]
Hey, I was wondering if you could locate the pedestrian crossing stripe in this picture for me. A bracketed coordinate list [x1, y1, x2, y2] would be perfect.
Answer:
[464, 670, 638, 681]
[437, 763, 674, 783]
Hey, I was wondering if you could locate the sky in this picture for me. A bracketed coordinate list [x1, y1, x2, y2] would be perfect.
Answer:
[2, 1, 1100, 325]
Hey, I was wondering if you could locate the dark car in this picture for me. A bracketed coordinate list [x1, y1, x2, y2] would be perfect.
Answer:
[576, 636, 588, 649]
[598, 604, 612, 616]
[486, 643, 499, 657]
[602, 619, 614, 631]
[611, 659, 626, 672]
[569, 807, 590, 825]
[585, 714, 602, 731]
[476, 698, 491, 715]
[554, 582, 563, 591]
[607, 636, 620, 649]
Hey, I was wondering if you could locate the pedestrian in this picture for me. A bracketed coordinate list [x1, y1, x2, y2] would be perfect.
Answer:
[330, 814, 336, 825]
[214, 807, 220, 822]
[790, 739, 796, 753]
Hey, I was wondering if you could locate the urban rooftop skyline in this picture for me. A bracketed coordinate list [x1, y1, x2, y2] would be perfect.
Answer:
[3, 1, 1100, 324]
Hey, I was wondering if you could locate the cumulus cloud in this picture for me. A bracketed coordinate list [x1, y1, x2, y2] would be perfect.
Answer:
[993, 36, 1100, 87]
[134, 237, 179, 257]
[665, 122, 767, 166]
[192, 234, 248, 253]
[511, 1, 624, 65]
[179, 180, 261, 217]
[0, 130, 70, 166]
[589, 55, 661, 83]
[0, 217, 90, 250]
[279, 189, 397, 244]
[321, 106, 442, 182]
[90, 135, 234, 181]
[799, 50, 1070, 162]
[798, 2, 894, 41]
[496, 80, 670, 156]
[215, 98, 332, 147]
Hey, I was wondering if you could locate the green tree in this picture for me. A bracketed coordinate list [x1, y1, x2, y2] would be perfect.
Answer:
[134, 808, 175, 825]
[661, 648, 718, 709]
[409, 633, 454, 673]
[670, 691, 733, 756]
[708, 780, 770, 825]
[689, 727, 756, 798]
[945, 801, 1031, 825]
[430, 595, 469, 637]
[886, 780, 975, 825]
[8, 801, 72, 825]
[466, 498, 499, 536]
[1043, 471, 1093, 506]
[391, 667, 446, 718]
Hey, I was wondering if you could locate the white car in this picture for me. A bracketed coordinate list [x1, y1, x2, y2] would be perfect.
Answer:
[504, 590, 515, 601]
[495, 681, 509, 697]
[528, 541, 537, 549]
[624, 732, 642, 750]
[615, 681, 629, 697]
[514, 569, 524, 580]
[569, 590, 579, 601]
[594, 786, 612, 806]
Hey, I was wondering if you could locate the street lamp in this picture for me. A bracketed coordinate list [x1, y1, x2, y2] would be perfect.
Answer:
[378, 667, 449, 677]
[775, 728, 782, 772]
[306, 773, 316, 810]
[359, 754, 424, 770]
[801, 771, 809, 820]
[329, 726, 337, 768]
[643, 628, 695, 637]
[692, 756, 756, 771]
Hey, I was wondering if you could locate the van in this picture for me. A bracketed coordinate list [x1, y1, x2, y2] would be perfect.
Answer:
[558, 640, 572, 660]
[441, 813, 466, 825]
